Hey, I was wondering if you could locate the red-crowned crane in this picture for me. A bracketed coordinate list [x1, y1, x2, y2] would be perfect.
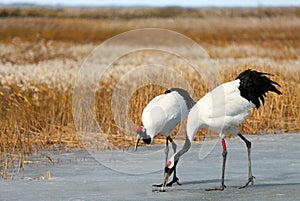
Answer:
[134, 88, 195, 187]
[159, 69, 282, 192]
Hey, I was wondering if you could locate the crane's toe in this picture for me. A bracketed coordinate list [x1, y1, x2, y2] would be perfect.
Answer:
[239, 176, 256, 189]
[166, 176, 181, 186]
[152, 177, 181, 188]
[152, 183, 163, 187]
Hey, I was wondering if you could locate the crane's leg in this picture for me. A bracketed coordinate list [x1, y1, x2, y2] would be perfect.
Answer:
[166, 136, 181, 186]
[153, 137, 171, 188]
[206, 139, 227, 191]
[169, 136, 177, 153]
[153, 136, 181, 187]
[165, 137, 169, 164]
[238, 133, 255, 189]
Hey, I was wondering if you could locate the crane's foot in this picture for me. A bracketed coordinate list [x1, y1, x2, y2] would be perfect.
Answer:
[239, 176, 255, 189]
[152, 183, 163, 188]
[152, 177, 181, 187]
[205, 184, 226, 191]
[167, 176, 181, 186]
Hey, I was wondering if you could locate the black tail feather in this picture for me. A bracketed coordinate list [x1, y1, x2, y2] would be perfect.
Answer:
[165, 88, 196, 110]
[236, 69, 282, 108]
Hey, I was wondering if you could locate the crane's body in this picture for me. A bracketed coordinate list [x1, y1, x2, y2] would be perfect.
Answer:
[141, 89, 190, 139]
[187, 79, 255, 141]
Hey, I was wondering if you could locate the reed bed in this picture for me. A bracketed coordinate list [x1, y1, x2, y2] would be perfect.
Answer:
[1, 62, 298, 151]
[0, 7, 299, 179]
[1, 58, 299, 180]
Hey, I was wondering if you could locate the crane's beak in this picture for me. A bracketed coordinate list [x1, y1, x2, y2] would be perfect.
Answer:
[134, 135, 141, 152]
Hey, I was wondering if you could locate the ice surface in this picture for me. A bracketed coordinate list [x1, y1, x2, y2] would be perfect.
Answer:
[1, 133, 300, 201]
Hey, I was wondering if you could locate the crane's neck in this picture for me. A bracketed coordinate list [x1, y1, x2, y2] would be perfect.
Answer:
[173, 134, 192, 163]
[170, 119, 201, 166]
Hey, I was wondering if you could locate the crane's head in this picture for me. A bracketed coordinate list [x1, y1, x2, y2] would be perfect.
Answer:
[134, 126, 152, 151]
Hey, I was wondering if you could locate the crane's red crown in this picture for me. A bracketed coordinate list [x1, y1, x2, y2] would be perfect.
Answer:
[136, 126, 144, 133]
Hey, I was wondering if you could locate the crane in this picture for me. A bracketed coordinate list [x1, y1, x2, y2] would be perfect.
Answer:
[134, 88, 195, 187]
[159, 69, 282, 192]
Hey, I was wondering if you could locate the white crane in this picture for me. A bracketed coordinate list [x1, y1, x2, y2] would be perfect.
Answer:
[159, 69, 282, 192]
[134, 88, 195, 187]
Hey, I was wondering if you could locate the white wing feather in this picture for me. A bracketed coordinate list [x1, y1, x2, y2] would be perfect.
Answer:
[142, 91, 189, 137]
[190, 80, 255, 135]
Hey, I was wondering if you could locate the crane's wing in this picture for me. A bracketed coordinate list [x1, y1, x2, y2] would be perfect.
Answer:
[193, 80, 255, 132]
[142, 92, 188, 135]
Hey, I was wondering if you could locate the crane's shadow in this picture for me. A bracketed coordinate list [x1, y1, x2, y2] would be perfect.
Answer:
[175, 179, 300, 188]
[245, 182, 300, 188]
[179, 179, 221, 185]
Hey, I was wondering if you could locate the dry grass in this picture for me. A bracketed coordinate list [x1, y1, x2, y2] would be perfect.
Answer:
[0, 81, 80, 178]
[0, 7, 299, 179]
[1, 7, 300, 19]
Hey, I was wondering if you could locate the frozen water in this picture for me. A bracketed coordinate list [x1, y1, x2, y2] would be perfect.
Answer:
[1, 133, 300, 201]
